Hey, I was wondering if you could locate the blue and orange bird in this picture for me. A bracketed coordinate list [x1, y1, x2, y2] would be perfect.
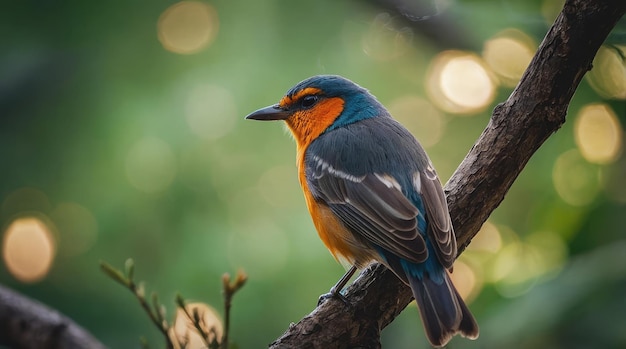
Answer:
[246, 75, 479, 347]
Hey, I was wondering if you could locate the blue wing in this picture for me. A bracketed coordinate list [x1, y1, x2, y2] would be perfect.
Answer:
[305, 116, 457, 277]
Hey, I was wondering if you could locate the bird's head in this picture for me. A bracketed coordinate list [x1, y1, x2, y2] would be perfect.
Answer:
[245, 75, 386, 147]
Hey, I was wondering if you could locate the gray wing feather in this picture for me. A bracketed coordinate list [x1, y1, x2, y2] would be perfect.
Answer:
[420, 167, 456, 268]
[311, 166, 428, 264]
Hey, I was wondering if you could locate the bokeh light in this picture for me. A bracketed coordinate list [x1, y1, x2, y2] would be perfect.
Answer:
[483, 29, 536, 87]
[490, 241, 541, 297]
[467, 220, 502, 253]
[185, 84, 237, 141]
[2, 216, 56, 283]
[388, 95, 446, 147]
[526, 230, 568, 275]
[426, 51, 496, 115]
[574, 103, 623, 164]
[449, 260, 481, 303]
[490, 229, 567, 298]
[49, 202, 98, 257]
[125, 137, 177, 193]
[586, 45, 626, 99]
[552, 149, 601, 206]
[157, 1, 219, 54]
[169, 302, 223, 349]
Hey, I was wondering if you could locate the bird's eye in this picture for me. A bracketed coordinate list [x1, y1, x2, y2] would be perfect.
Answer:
[301, 95, 319, 109]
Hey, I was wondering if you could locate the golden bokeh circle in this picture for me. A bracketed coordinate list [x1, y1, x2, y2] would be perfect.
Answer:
[426, 50, 497, 115]
[158, 1, 219, 54]
[483, 29, 536, 87]
[2, 216, 56, 283]
[574, 103, 623, 165]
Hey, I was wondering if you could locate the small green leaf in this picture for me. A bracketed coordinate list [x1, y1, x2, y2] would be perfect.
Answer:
[124, 258, 135, 281]
[100, 261, 129, 287]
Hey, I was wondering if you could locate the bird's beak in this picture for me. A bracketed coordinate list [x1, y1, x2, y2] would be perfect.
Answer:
[245, 104, 291, 121]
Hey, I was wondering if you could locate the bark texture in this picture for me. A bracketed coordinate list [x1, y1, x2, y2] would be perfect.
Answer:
[270, 0, 626, 348]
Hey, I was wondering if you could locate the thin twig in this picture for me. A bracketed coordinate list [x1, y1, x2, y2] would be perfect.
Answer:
[100, 259, 174, 349]
[222, 270, 247, 349]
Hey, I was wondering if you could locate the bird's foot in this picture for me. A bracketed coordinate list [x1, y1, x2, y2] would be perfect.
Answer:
[317, 265, 357, 307]
[317, 286, 349, 307]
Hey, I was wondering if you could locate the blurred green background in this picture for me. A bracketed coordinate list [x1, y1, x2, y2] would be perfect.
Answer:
[1, 0, 625, 348]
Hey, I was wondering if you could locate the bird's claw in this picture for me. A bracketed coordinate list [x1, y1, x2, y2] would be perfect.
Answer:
[317, 287, 350, 307]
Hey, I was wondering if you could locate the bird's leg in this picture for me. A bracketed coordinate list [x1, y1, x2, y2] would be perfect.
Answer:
[329, 265, 357, 295]
[318, 265, 357, 306]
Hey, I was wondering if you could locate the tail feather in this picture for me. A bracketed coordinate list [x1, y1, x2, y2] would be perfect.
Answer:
[454, 283, 479, 340]
[408, 272, 479, 347]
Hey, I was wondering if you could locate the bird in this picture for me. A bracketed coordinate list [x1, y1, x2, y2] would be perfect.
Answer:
[245, 75, 479, 347]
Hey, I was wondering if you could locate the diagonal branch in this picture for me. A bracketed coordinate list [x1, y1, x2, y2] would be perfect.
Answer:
[269, 0, 626, 348]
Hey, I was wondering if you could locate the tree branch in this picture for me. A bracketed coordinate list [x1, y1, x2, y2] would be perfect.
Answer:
[269, 0, 626, 348]
[0, 284, 107, 349]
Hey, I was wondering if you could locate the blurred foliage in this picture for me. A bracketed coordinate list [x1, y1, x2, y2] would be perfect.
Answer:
[0, 0, 624, 348]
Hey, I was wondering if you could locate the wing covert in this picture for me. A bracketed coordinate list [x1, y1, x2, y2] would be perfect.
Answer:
[307, 155, 428, 264]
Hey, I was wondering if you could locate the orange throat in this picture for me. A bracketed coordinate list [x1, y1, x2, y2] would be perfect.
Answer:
[284, 96, 345, 154]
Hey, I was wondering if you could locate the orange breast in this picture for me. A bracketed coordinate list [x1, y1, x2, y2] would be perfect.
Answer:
[300, 180, 354, 262]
